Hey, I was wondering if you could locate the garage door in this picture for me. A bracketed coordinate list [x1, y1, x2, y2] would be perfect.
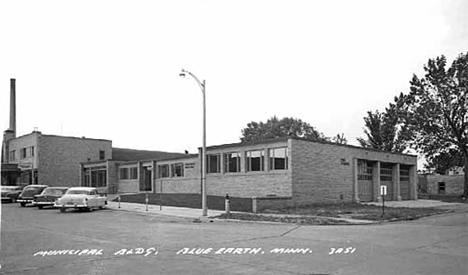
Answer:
[400, 166, 411, 200]
[358, 160, 374, 202]
[380, 163, 394, 201]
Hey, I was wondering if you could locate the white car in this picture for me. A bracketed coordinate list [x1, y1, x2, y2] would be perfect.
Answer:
[55, 187, 107, 212]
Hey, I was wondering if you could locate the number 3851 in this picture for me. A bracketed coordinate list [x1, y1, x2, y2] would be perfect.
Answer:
[329, 247, 356, 255]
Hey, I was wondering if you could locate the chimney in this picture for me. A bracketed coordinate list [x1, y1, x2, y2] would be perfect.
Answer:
[10, 78, 16, 137]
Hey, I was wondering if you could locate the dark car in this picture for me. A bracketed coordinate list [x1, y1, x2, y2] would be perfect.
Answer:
[1, 185, 24, 203]
[17, 185, 49, 207]
[33, 187, 69, 209]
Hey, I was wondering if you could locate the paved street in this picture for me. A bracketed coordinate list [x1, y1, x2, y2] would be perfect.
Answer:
[1, 202, 467, 275]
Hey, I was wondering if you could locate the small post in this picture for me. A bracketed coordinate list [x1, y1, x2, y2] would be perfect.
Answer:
[225, 194, 230, 215]
[252, 196, 257, 213]
[118, 191, 121, 209]
[160, 180, 163, 211]
[380, 185, 387, 218]
[145, 190, 149, 211]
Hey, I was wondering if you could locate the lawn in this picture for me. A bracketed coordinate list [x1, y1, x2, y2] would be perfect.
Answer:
[257, 202, 451, 221]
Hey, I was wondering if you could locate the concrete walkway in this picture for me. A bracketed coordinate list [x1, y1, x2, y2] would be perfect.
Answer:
[364, 199, 468, 210]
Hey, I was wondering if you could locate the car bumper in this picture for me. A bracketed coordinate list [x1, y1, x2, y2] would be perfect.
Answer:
[54, 203, 88, 208]
[1, 196, 14, 201]
[17, 198, 34, 203]
[34, 201, 54, 206]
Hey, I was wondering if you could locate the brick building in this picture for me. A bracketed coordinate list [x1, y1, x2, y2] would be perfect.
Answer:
[90, 137, 418, 205]
[2, 130, 112, 187]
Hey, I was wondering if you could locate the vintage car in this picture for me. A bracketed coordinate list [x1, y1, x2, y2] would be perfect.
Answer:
[17, 185, 49, 207]
[1, 185, 24, 203]
[33, 187, 69, 209]
[54, 187, 107, 212]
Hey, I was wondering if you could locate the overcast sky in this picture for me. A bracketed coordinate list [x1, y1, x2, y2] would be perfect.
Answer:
[1, 0, 467, 157]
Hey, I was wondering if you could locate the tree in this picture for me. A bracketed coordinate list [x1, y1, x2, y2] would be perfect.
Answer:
[401, 52, 468, 197]
[424, 149, 464, 175]
[332, 133, 348, 144]
[357, 101, 411, 153]
[240, 116, 328, 142]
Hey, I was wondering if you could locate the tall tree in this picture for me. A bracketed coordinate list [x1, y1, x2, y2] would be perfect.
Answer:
[240, 116, 328, 142]
[401, 53, 468, 197]
[424, 149, 464, 175]
[357, 102, 411, 153]
[332, 133, 348, 145]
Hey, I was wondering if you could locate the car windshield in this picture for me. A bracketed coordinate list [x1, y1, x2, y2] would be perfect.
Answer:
[43, 189, 67, 195]
[67, 190, 91, 195]
[24, 186, 44, 191]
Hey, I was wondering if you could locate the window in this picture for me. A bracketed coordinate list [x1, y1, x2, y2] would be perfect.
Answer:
[269, 147, 288, 170]
[119, 167, 129, 179]
[20, 148, 27, 159]
[224, 152, 241, 173]
[206, 154, 220, 173]
[358, 160, 373, 180]
[380, 163, 393, 181]
[30, 146, 35, 157]
[86, 168, 107, 187]
[10, 150, 16, 161]
[158, 164, 169, 178]
[438, 182, 446, 194]
[130, 167, 138, 179]
[246, 150, 265, 172]
[171, 163, 184, 177]
[83, 169, 91, 187]
[99, 150, 105, 160]
[400, 166, 410, 181]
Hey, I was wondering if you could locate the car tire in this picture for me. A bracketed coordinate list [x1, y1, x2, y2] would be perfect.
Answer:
[60, 208, 66, 213]
[87, 207, 93, 212]
[38, 205, 43, 210]
[11, 198, 16, 203]
[20, 202, 26, 207]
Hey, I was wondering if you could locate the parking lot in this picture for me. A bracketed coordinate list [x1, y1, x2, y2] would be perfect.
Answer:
[1, 202, 467, 275]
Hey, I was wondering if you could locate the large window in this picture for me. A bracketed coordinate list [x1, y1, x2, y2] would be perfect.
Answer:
[10, 150, 16, 161]
[99, 150, 105, 160]
[130, 167, 138, 179]
[358, 160, 373, 180]
[158, 164, 169, 178]
[400, 166, 410, 181]
[246, 150, 264, 172]
[380, 163, 393, 181]
[269, 147, 288, 170]
[120, 167, 129, 179]
[84, 168, 106, 187]
[207, 154, 220, 174]
[171, 163, 184, 177]
[224, 152, 241, 173]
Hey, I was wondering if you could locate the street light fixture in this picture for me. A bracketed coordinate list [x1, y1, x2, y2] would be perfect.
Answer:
[180, 69, 207, 217]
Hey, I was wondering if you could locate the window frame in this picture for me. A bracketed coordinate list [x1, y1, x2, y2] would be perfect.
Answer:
[224, 152, 241, 173]
[158, 164, 170, 178]
[206, 154, 221, 174]
[171, 163, 184, 177]
[246, 149, 265, 172]
[268, 147, 289, 171]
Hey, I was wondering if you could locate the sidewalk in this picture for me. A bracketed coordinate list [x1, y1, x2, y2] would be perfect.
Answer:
[106, 200, 227, 219]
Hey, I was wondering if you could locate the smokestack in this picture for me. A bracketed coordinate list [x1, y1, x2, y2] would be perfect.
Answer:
[10, 78, 16, 137]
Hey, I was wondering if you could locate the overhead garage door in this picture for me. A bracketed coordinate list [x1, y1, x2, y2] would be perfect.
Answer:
[358, 160, 373, 202]
[380, 163, 394, 201]
[400, 166, 411, 200]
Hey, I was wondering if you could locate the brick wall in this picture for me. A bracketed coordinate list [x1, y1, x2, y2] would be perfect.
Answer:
[423, 174, 464, 195]
[291, 139, 417, 204]
[38, 135, 112, 187]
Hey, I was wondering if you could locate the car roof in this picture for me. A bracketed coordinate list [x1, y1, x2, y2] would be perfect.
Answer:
[24, 185, 49, 188]
[67, 187, 96, 191]
[44, 187, 69, 190]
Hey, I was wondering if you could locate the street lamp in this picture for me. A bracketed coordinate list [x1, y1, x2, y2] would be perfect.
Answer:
[180, 69, 207, 217]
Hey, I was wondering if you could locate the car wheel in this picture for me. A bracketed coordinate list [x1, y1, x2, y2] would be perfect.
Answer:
[20, 202, 26, 207]
[87, 207, 93, 212]
[38, 205, 43, 210]
[60, 208, 66, 213]
[11, 198, 16, 203]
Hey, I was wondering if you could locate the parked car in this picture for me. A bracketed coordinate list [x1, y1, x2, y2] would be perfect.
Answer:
[33, 187, 69, 209]
[1, 185, 24, 203]
[54, 187, 107, 212]
[17, 185, 49, 207]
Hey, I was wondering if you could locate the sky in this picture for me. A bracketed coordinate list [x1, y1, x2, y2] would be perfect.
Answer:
[0, 0, 467, 159]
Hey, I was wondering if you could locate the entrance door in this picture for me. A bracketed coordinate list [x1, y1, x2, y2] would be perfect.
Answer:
[140, 168, 152, 192]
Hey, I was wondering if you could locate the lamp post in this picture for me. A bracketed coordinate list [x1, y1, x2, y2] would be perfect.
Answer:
[180, 69, 207, 217]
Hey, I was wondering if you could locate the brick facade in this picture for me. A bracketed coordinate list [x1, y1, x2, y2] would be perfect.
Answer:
[420, 174, 464, 196]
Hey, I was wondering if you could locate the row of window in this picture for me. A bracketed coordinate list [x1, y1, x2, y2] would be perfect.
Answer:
[158, 163, 184, 178]
[207, 147, 288, 174]
[119, 167, 138, 180]
[9, 146, 35, 161]
[357, 160, 412, 181]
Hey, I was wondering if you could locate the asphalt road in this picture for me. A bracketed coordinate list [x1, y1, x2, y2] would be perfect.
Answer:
[1, 203, 467, 275]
